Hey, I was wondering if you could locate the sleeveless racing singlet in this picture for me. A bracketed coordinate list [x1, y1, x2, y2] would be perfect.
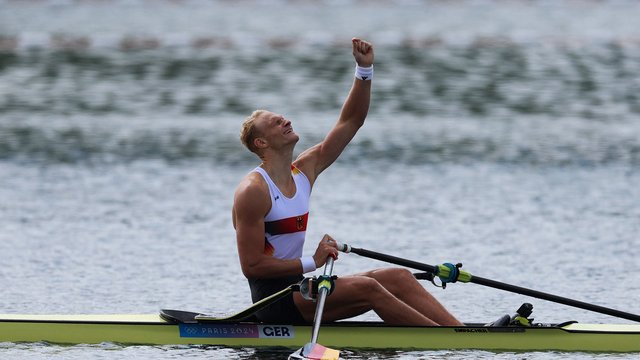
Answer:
[253, 165, 311, 260]
[247, 165, 311, 324]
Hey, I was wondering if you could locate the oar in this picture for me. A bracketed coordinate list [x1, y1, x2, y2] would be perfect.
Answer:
[289, 257, 340, 360]
[337, 242, 640, 323]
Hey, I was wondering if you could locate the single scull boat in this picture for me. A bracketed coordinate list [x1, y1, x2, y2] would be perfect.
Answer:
[0, 310, 639, 352]
[3, 244, 639, 354]
[0, 310, 640, 352]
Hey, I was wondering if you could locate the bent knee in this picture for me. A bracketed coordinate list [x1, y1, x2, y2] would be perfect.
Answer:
[366, 268, 417, 294]
[368, 267, 415, 283]
[392, 267, 415, 281]
[350, 276, 384, 294]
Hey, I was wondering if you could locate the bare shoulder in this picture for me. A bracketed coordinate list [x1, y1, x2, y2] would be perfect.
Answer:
[233, 172, 271, 221]
[234, 172, 270, 206]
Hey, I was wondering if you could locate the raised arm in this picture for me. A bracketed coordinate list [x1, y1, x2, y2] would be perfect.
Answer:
[295, 38, 374, 183]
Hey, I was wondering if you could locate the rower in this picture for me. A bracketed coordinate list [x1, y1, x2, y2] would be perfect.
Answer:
[231, 37, 463, 327]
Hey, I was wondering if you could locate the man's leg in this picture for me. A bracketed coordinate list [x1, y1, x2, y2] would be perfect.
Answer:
[293, 274, 440, 326]
[357, 268, 463, 326]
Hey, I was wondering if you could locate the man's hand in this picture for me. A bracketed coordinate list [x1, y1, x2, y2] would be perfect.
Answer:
[313, 234, 340, 268]
[352, 38, 374, 67]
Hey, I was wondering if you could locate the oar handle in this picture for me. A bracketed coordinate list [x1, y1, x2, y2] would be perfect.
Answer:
[336, 242, 351, 253]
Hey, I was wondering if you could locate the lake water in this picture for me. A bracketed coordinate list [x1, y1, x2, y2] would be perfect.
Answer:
[1, 0, 639, 359]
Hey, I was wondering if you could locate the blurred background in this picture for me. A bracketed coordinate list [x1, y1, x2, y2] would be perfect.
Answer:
[2, 0, 640, 165]
[1, 1, 639, 359]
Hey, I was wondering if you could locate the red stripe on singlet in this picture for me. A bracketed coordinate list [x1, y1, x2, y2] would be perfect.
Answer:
[264, 212, 308, 236]
[263, 238, 275, 256]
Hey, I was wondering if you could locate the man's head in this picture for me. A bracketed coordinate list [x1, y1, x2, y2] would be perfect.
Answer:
[240, 110, 298, 157]
[240, 110, 267, 154]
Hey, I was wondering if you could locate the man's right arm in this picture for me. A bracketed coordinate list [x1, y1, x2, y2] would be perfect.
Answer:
[233, 175, 311, 279]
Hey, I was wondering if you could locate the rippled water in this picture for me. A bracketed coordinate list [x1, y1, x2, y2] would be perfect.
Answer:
[1, 0, 639, 359]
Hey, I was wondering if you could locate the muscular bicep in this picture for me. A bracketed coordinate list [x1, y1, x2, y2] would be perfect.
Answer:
[233, 174, 309, 279]
[233, 180, 270, 279]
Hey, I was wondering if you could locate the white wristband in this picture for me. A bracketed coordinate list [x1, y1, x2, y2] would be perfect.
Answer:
[300, 256, 316, 273]
[355, 64, 373, 81]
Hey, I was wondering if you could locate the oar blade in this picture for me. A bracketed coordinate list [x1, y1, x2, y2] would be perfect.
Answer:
[289, 342, 340, 360]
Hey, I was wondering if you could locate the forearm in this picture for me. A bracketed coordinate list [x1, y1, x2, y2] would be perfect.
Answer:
[240, 255, 309, 279]
[339, 37, 374, 127]
[338, 76, 371, 128]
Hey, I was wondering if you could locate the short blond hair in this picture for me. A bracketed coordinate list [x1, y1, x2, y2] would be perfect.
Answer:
[240, 109, 267, 154]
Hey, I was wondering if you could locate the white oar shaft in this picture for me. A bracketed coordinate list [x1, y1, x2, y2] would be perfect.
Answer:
[310, 257, 334, 344]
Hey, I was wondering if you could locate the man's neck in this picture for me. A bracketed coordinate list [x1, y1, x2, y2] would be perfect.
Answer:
[260, 151, 294, 186]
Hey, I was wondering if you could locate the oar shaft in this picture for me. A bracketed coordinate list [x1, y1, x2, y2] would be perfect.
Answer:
[338, 243, 640, 323]
[471, 275, 640, 322]
[310, 257, 334, 344]
[339, 244, 437, 273]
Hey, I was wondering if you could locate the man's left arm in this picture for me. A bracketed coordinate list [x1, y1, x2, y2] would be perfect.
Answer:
[295, 38, 374, 182]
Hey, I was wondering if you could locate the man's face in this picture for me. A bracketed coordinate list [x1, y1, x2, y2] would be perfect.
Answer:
[254, 111, 299, 150]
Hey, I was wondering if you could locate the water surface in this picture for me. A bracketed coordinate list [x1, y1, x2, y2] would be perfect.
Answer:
[1, 0, 639, 359]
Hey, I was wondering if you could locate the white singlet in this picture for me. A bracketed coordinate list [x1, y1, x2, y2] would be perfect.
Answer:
[253, 165, 311, 260]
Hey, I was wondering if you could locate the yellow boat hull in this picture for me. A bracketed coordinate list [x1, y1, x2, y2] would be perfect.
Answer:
[1, 313, 639, 352]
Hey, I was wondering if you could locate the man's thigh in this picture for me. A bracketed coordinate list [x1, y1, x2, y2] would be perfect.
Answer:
[292, 275, 377, 322]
